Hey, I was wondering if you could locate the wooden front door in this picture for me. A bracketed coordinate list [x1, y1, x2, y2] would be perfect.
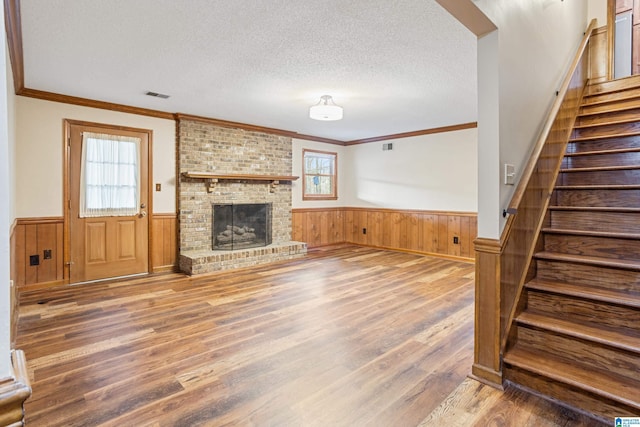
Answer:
[66, 121, 150, 283]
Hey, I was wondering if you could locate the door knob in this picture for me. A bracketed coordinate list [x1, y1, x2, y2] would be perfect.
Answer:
[140, 211, 147, 217]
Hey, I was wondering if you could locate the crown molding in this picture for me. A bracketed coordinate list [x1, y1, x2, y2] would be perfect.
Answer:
[345, 122, 477, 145]
[174, 113, 344, 145]
[19, 88, 176, 120]
[4, 0, 23, 93]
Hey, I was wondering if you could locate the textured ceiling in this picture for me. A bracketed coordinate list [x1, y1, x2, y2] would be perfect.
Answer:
[20, 0, 477, 141]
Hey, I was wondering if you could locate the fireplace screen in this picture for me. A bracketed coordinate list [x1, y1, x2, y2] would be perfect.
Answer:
[212, 203, 272, 250]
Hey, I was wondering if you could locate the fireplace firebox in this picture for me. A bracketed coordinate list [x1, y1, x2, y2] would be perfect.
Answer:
[212, 203, 272, 250]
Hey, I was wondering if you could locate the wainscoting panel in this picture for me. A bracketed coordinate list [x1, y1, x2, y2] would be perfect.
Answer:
[151, 213, 178, 272]
[294, 207, 477, 260]
[13, 217, 64, 288]
[12, 215, 178, 287]
[292, 208, 344, 247]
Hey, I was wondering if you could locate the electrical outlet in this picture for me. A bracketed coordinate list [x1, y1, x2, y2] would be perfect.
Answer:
[44, 249, 52, 260]
[362, 228, 367, 235]
[30, 255, 40, 266]
[453, 236, 459, 244]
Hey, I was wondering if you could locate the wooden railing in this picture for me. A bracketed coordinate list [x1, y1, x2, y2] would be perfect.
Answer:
[498, 19, 597, 353]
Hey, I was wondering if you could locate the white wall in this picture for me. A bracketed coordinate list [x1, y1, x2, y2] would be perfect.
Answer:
[293, 128, 478, 212]
[588, 0, 608, 27]
[343, 129, 477, 211]
[1, 6, 14, 379]
[15, 97, 176, 217]
[474, 0, 589, 238]
[292, 139, 346, 209]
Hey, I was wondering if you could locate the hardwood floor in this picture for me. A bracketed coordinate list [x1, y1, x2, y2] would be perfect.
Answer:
[16, 245, 604, 426]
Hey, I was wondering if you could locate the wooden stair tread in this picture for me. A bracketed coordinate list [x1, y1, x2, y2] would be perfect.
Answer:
[586, 76, 640, 96]
[560, 165, 640, 173]
[579, 99, 640, 111]
[579, 96, 640, 110]
[548, 206, 640, 213]
[526, 280, 640, 311]
[565, 147, 640, 157]
[535, 251, 640, 270]
[504, 347, 640, 410]
[573, 117, 640, 129]
[542, 227, 640, 240]
[569, 130, 640, 142]
[555, 184, 640, 190]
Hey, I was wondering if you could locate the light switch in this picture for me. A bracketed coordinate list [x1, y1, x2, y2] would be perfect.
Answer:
[504, 164, 515, 185]
[155, 183, 161, 191]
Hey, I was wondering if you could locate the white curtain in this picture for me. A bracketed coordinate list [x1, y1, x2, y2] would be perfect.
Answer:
[79, 132, 141, 217]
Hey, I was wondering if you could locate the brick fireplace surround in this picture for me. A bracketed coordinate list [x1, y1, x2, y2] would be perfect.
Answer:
[177, 118, 307, 275]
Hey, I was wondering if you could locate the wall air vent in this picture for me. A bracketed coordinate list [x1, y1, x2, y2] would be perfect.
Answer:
[145, 91, 170, 99]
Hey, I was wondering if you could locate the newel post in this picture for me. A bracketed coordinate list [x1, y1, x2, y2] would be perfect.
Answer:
[471, 237, 503, 388]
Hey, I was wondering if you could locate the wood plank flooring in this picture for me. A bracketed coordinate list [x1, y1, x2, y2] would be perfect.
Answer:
[16, 245, 605, 426]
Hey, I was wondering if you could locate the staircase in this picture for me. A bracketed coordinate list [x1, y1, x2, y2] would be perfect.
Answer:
[503, 76, 640, 423]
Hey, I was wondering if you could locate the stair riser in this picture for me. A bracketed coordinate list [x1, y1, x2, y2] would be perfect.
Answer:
[557, 168, 640, 185]
[587, 76, 640, 95]
[567, 136, 640, 153]
[581, 98, 640, 115]
[572, 122, 640, 140]
[584, 85, 640, 103]
[562, 151, 640, 168]
[577, 107, 640, 126]
[536, 260, 640, 292]
[504, 366, 636, 422]
[550, 211, 640, 233]
[554, 189, 640, 207]
[544, 234, 640, 260]
[515, 325, 640, 379]
[527, 291, 640, 331]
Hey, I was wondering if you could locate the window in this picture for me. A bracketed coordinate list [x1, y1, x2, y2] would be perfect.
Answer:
[303, 149, 337, 200]
[79, 132, 141, 217]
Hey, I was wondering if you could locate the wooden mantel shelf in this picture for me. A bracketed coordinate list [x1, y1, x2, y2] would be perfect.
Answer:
[182, 172, 299, 193]
[183, 172, 299, 181]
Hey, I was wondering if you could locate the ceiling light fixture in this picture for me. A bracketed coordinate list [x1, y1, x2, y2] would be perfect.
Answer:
[309, 95, 343, 121]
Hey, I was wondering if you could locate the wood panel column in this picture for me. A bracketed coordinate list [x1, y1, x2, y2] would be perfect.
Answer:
[472, 237, 503, 388]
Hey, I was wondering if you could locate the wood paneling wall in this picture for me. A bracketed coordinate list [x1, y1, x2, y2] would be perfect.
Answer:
[11, 214, 178, 288]
[293, 207, 477, 261]
[151, 213, 178, 273]
[472, 20, 595, 387]
[589, 26, 608, 84]
[13, 217, 65, 288]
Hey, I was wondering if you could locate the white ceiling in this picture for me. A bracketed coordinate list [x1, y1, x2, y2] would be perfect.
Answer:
[20, 0, 477, 142]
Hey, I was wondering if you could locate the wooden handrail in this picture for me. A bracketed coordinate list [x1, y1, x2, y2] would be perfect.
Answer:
[507, 19, 597, 211]
[498, 19, 597, 355]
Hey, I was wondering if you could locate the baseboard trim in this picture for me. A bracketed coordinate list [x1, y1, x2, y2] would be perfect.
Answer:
[152, 265, 178, 274]
[0, 350, 31, 427]
[471, 363, 503, 389]
[18, 279, 68, 292]
[347, 242, 475, 263]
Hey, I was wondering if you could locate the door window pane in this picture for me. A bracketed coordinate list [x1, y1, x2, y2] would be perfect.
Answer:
[79, 132, 141, 217]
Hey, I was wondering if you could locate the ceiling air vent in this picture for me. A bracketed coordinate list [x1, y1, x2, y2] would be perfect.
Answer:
[145, 91, 170, 99]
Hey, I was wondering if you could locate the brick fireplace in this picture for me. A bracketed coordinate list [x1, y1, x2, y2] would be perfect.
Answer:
[177, 117, 307, 275]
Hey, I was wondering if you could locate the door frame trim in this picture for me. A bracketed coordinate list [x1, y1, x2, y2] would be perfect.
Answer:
[63, 119, 154, 282]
